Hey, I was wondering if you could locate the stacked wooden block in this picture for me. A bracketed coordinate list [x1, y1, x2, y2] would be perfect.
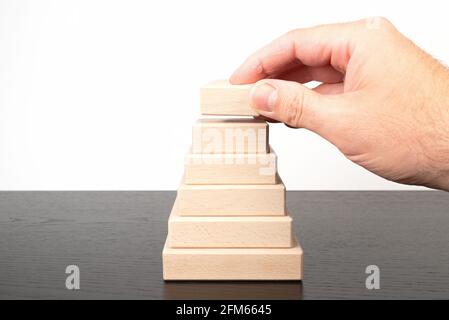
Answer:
[162, 80, 303, 280]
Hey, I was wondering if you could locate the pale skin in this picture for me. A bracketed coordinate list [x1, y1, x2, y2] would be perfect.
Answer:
[230, 17, 449, 191]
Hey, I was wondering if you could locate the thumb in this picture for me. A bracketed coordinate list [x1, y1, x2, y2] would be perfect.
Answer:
[249, 79, 345, 135]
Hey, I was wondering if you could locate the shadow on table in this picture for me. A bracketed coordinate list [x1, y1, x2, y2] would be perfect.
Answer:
[163, 281, 303, 300]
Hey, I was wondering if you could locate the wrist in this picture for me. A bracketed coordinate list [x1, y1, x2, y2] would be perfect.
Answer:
[425, 68, 449, 191]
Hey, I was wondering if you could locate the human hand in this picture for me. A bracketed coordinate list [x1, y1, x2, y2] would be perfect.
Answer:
[230, 17, 449, 191]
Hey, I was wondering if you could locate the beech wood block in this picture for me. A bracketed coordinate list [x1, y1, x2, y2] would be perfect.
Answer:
[177, 176, 285, 216]
[168, 202, 293, 248]
[184, 147, 277, 185]
[200, 80, 257, 116]
[192, 118, 269, 154]
[162, 238, 303, 280]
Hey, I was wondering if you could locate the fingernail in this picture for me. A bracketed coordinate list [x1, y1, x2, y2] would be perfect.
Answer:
[250, 83, 277, 112]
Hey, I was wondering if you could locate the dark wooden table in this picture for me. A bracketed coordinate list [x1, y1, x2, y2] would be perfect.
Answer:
[1, 191, 449, 299]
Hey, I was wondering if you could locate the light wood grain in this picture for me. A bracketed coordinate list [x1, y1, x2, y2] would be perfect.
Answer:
[184, 147, 277, 185]
[168, 200, 293, 248]
[177, 176, 285, 216]
[192, 118, 269, 154]
[163, 237, 303, 280]
[200, 80, 257, 116]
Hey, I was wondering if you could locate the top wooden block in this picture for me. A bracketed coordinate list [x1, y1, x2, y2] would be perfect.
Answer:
[200, 80, 258, 116]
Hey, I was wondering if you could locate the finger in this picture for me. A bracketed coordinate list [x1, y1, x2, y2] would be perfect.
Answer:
[230, 21, 359, 84]
[313, 82, 345, 95]
[276, 65, 344, 84]
[249, 79, 349, 137]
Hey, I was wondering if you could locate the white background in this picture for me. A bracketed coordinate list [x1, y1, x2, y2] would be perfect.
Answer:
[0, 0, 447, 190]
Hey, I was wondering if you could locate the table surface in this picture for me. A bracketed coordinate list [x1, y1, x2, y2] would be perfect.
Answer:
[1, 191, 449, 300]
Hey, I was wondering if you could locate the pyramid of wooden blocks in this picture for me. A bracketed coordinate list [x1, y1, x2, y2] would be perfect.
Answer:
[162, 80, 303, 280]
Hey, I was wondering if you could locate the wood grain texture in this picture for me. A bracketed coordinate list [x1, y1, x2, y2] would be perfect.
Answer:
[163, 238, 302, 280]
[177, 176, 285, 216]
[2, 191, 449, 299]
[184, 147, 277, 185]
[200, 80, 257, 116]
[192, 118, 269, 154]
[168, 200, 293, 248]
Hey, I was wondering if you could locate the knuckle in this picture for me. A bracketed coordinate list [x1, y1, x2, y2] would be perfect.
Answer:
[377, 16, 393, 27]
[364, 16, 395, 32]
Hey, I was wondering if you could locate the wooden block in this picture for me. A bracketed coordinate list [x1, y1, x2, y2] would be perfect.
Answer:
[168, 201, 293, 248]
[200, 80, 258, 116]
[163, 237, 303, 280]
[177, 176, 285, 216]
[184, 147, 277, 185]
[192, 118, 269, 154]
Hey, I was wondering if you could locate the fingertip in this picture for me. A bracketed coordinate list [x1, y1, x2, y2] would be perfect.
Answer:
[229, 59, 250, 84]
[230, 56, 266, 84]
[228, 71, 241, 85]
[229, 67, 254, 85]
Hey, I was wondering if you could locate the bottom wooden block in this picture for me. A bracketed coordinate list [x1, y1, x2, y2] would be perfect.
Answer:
[162, 238, 303, 280]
